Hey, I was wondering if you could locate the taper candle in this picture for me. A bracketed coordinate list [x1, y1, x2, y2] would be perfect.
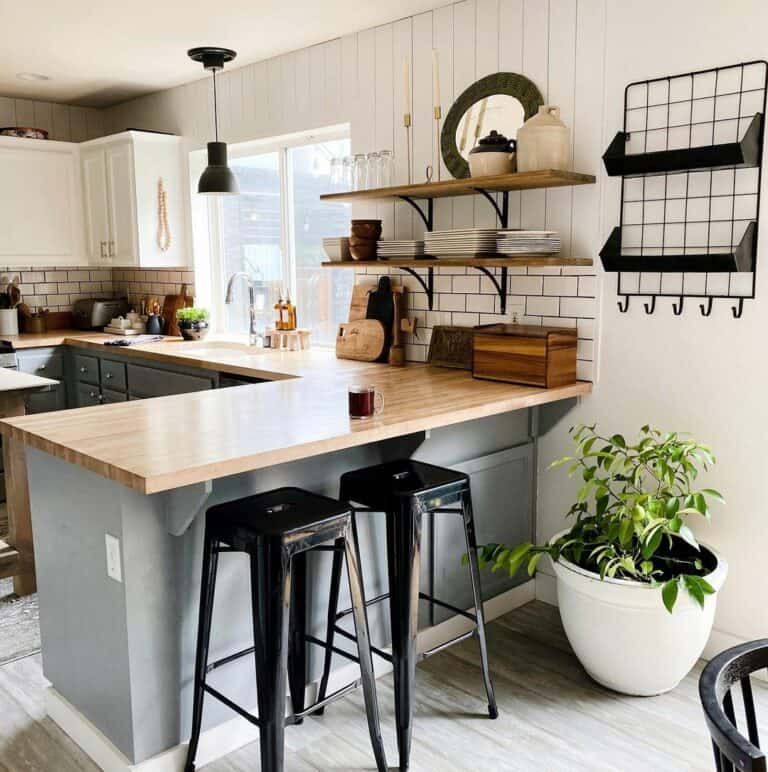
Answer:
[432, 49, 440, 109]
[403, 59, 411, 116]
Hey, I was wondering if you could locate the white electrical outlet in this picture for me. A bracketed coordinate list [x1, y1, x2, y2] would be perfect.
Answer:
[506, 300, 526, 324]
[105, 534, 122, 583]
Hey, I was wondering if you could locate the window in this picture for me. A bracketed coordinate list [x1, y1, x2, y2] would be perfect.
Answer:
[195, 129, 352, 346]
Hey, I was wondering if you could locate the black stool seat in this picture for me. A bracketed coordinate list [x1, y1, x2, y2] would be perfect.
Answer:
[340, 459, 468, 511]
[184, 487, 387, 772]
[207, 486, 351, 537]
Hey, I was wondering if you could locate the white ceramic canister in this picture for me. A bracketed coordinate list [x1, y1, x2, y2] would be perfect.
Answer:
[0, 309, 19, 336]
[516, 105, 571, 172]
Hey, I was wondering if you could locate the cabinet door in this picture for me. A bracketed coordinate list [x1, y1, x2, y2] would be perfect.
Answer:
[76, 382, 102, 407]
[0, 139, 86, 264]
[81, 149, 110, 262]
[105, 143, 137, 264]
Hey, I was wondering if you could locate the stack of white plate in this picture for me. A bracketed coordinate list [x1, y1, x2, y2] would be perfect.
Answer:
[424, 228, 499, 257]
[496, 230, 561, 255]
[377, 240, 425, 258]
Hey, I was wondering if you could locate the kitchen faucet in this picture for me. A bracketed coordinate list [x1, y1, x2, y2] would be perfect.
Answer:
[224, 272, 262, 346]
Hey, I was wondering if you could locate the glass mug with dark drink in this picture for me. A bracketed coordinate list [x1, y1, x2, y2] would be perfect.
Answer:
[348, 384, 384, 419]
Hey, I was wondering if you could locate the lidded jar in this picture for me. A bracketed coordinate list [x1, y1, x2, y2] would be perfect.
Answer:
[516, 105, 571, 172]
[468, 130, 516, 177]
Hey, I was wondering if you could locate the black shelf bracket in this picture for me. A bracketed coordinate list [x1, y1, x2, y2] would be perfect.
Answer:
[473, 189, 510, 228]
[397, 196, 434, 231]
[399, 266, 434, 309]
[473, 265, 509, 314]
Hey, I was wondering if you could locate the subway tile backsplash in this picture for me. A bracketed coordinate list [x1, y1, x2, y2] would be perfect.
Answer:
[355, 264, 598, 382]
[2, 266, 196, 314]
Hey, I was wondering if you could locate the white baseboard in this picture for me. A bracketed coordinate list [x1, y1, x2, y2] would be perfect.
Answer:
[46, 581, 536, 772]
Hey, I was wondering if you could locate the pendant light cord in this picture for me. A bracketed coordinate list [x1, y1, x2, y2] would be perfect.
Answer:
[212, 68, 219, 142]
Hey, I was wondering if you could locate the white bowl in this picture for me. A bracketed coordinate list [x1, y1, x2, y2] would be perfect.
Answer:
[322, 237, 351, 261]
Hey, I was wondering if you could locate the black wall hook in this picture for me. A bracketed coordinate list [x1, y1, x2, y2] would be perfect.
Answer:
[699, 297, 714, 316]
[732, 297, 745, 318]
[643, 296, 656, 314]
[617, 295, 630, 313]
[672, 296, 684, 315]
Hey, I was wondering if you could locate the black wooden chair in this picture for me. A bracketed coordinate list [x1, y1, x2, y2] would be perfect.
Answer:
[699, 639, 768, 772]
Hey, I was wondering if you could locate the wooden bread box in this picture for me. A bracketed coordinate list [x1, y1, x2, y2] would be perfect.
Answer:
[472, 323, 577, 388]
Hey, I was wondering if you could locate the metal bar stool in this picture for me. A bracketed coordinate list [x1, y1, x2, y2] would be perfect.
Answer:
[317, 459, 498, 771]
[184, 487, 388, 772]
[699, 639, 768, 772]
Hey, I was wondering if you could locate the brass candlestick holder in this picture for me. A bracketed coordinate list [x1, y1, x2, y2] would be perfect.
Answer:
[404, 112, 412, 184]
[433, 105, 442, 181]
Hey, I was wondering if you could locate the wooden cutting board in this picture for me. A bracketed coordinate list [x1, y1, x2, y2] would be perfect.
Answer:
[162, 283, 192, 337]
[336, 319, 387, 362]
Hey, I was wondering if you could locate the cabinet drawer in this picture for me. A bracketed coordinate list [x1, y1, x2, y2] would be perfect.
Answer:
[77, 382, 102, 407]
[74, 354, 100, 385]
[126, 363, 215, 398]
[17, 350, 64, 379]
[101, 359, 127, 391]
[26, 386, 65, 414]
[102, 388, 128, 404]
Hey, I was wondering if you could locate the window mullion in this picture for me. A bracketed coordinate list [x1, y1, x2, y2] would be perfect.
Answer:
[280, 146, 297, 299]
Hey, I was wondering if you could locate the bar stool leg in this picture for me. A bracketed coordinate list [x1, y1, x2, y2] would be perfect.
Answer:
[387, 501, 422, 771]
[461, 491, 498, 719]
[315, 538, 345, 713]
[184, 527, 220, 772]
[251, 539, 291, 772]
[287, 551, 307, 723]
[345, 520, 388, 772]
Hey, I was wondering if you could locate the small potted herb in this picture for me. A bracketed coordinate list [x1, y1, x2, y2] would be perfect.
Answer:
[176, 307, 210, 341]
[474, 424, 727, 696]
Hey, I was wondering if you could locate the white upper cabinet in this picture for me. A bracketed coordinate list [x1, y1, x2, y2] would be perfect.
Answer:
[80, 131, 188, 267]
[0, 136, 86, 266]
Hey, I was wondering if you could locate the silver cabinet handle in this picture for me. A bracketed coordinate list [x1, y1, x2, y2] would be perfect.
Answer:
[89, 391, 97, 399]
[79, 366, 87, 373]
[108, 241, 115, 258]
[37, 364, 46, 370]
[105, 372, 113, 379]
[100, 241, 107, 258]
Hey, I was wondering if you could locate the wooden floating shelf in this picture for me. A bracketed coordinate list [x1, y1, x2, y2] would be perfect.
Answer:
[319, 169, 596, 203]
[322, 256, 593, 268]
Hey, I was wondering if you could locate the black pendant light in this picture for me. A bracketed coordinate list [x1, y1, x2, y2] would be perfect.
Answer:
[188, 46, 239, 195]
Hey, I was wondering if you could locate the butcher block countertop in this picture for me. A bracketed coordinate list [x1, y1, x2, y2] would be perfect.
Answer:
[0, 337, 591, 494]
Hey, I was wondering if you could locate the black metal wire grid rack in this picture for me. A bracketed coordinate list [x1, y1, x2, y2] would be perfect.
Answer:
[601, 60, 767, 317]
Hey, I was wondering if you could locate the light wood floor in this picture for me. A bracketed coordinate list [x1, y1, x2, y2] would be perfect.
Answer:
[0, 601, 762, 771]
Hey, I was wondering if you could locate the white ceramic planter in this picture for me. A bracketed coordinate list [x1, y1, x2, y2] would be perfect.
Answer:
[551, 530, 728, 696]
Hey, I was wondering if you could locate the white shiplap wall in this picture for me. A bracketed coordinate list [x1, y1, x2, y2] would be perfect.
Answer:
[103, 0, 605, 379]
[0, 97, 104, 141]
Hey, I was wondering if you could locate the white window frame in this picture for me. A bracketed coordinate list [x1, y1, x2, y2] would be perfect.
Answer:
[190, 123, 350, 335]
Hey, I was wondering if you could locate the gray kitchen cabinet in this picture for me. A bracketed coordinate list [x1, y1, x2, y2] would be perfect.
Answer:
[431, 442, 535, 622]
[101, 388, 128, 404]
[76, 382, 102, 407]
[74, 353, 100, 386]
[101, 359, 127, 391]
[16, 348, 67, 414]
[126, 362, 215, 399]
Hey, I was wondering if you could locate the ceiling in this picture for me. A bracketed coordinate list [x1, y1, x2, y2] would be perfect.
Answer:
[0, 0, 447, 108]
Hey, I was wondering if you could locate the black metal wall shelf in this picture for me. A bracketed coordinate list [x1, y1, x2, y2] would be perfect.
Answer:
[601, 221, 755, 273]
[603, 60, 768, 318]
[603, 113, 763, 177]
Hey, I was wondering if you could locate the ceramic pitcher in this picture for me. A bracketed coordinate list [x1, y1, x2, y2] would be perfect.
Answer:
[516, 105, 571, 172]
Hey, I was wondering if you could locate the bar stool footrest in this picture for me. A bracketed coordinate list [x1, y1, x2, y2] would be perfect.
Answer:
[289, 678, 363, 723]
[202, 683, 261, 727]
[335, 591, 477, 625]
[420, 629, 477, 660]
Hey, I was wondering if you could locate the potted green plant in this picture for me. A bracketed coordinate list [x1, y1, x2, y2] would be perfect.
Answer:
[476, 424, 727, 695]
[176, 307, 210, 341]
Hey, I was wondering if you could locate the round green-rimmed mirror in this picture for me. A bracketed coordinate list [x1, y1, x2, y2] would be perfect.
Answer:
[441, 72, 544, 179]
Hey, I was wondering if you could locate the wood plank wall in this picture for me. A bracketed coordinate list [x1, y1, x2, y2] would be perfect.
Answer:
[103, 0, 606, 379]
[0, 97, 104, 142]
